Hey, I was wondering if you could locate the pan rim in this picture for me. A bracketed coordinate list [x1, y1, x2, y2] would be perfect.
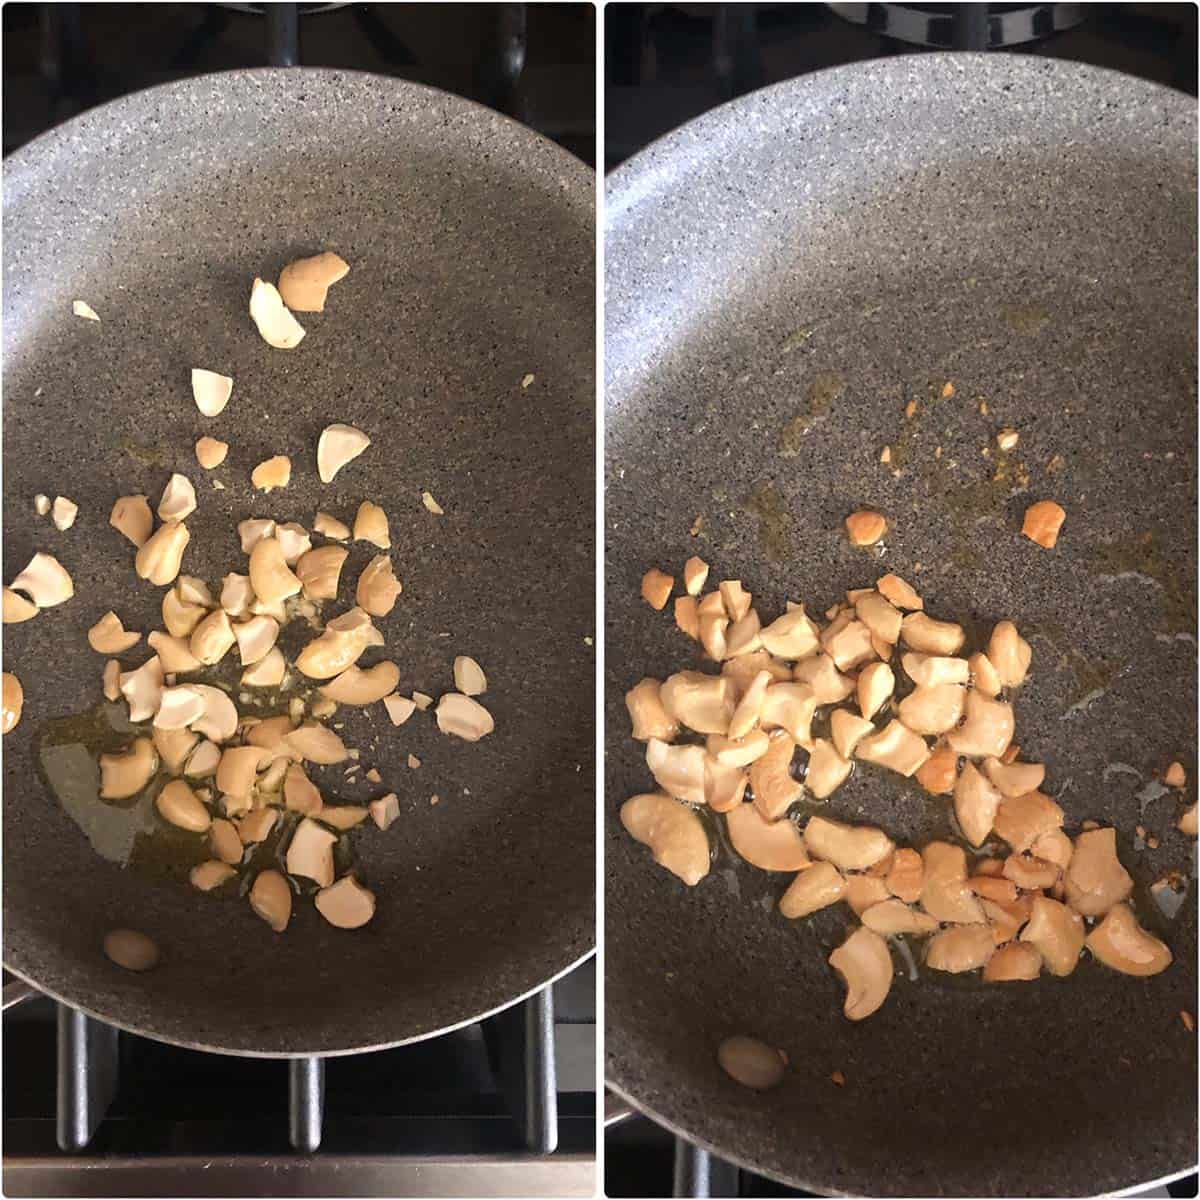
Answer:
[605, 50, 1195, 197]
[3, 63, 595, 1057]
[603, 47, 1196, 1197]
[3, 64, 595, 183]
[4, 947, 595, 1058]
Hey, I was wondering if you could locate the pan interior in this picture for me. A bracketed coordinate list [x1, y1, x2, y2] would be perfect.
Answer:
[3, 69, 594, 1055]
[605, 56, 1196, 1197]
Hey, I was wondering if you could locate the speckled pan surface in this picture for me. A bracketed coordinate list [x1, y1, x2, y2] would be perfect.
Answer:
[606, 55, 1196, 1196]
[3, 69, 594, 1055]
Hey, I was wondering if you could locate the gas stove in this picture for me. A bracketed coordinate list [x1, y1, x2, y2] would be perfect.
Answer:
[3, 959, 595, 1197]
[602, 4, 1198, 1195]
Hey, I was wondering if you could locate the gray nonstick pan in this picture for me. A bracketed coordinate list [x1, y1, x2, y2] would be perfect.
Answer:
[3, 68, 594, 1055]
[605, 55, 1196, 1196]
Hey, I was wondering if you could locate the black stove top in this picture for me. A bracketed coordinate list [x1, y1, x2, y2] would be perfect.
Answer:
[2, 2, 595, 164]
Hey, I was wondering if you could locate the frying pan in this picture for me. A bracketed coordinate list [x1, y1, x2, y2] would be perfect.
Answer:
[605, 55, 1196, 1196]
[3, 68, 594, 1056]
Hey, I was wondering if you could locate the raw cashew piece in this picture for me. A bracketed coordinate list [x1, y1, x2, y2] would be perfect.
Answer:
[716, 1036, 786, 1090]
[356, 554, 402, 615]
[898, 683, 964, 736]
[195, 437, 229, 469]
[11, 552, 74, 607]
[862, 899, 939, 937]
[285, 722, 349, 764]
[317, 423, 371, 482]
[190, 608, 237, 666]
[901, 613, 965, 656]
[620, 792, 710, 886]
[251, 455, 292, 492]
[3, 587, 39, 623]
[947, 691, 1014, 759]
[856, 720, 929, 777]
[806, 738, 852, 799]
[779, 860, 845, 918]
[287, 817, 338, 887]
[353, 501, 391, 549]
[191, 368, 233, 416]
[857, 662, 894, 720]
[249, 278, 305, 350]
[660, 671, 736, 735]
[988, 621, 1032, 688]
[157, 474, 197, 522]
[155, 779, 211, 832]
[992, 790, 1063, 854]
[750, 732, 802, 820]
[248, 538, 302, 605]
[759, 606, 820, 659]
[3, 672, 24, 734]
[321, 661, 401, 706]
[103, 929, 159, 972]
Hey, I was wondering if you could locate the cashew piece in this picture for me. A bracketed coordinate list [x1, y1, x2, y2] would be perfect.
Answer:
[155, 779, 211, 832]
[195, 437, 229, 469]
[862, 898, 939, 937]
[100, 737, 158, 799]
[854, 591, 902, 645]
[3, 672, 25, 734]
[3, 586, 38, 623]
[992, 790, 1063, 854]
[779, 860, 846, 918]
[10, 552, 74, 607]
[953, 761, 1001, 847]
[987, 620, 1032, 687]
[157, 474, 197, 522]
[759, 682, 817, 744]
[856, 719, 929, 777]
[1086, 903, 1172, 976]
[660, 671, 736, 735]
[806, 738, 852, 799]
[315, 421, 371, 483]
[920, 841, 985, 924]
[1021, 500, 1066, 549]
[645, 738, 706, 805]
[1020, 895, 1084, 976]
[804, 815, 893, 872]
[242, 647, 287, 688]
[191, 861, 236, 892]
[620, 792, 710, 886]
[830, 708, 874, 759]
[356, 553, 402, 615]
[88, 611, 141, 654]
[759, 605, 820, 659]
[968, 652, 1002, 697]
[191, 368, 233, 416]
[285, 722, 349, 764]
[856, 661, 894, 720]
[320, 661, 401, 706]
[793, 654, 854, 704]
[103, 929, 159, 972]
[900, 612, 964, 656]
[315, 876, 377, 929]
[726, 803, 809, 871]
[947, 690, 1014, 759]
[248, 537, 302, 606]
[135, 522, 190, 587]
[983, 757, 1045, 798]
[876, 573, 922, 610]
[353, 501, 391, 549]
[1063, 827, 1133, 917]
[750, 731, 803, 820]
[901, 652, 969, 687]
[885, 848, 924, 903]
[716, 1036, 786, 1090]
[189, 608, 237, 666]
[249, 278, 305, 349]
[119, 655, 164, 722]
[983, 942, 1042, 982]
[926, 925, 995, 973]
[897, 683, 965, 736]
[249, 869, 293, 932]
[829, 926, 893, 1020]
[110, 494, 153, 547]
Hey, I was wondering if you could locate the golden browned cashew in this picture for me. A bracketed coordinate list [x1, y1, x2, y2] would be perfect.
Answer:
[645, 738, 706, 804]
[1001, 853, 1059, 891]
[1063, 827, 1133, 917]
[3, 586, 38, 623]
[947, 690, 1013, 759]
[216, 745, 266, 801]
[967, 651, 1002, 697]
[805, 738, 852, 799]
[155, 779, 211, 832]
[249, 869, 293, 932]
[900, 612, 964, 655]
[279, 251, 350, 312]
[2, 672, 25, 734]
[829, 709, 873, 760]
[856, 719, 930, 777]
[982, 757, 1045, 798]
[854, 591, 902, 644]
[987, 620, 1032, 687]
[901, 652, 969, 686]
[926, 925, 995, 973]
[876, 573, 922, 610]
[725, 610, 762, 658]
[856, 661, 894, 720]
[251, 455, 292, 492]
[660, 671, 736, 735]
[1085, 903, 1172, 976]
[233, 616, 280, 667]
[728, 669, 772, 740]
[983, 942, 1042, 982]
[209, 818, 243, 864]
[717, 1037, 786, 1090]
[804, 816, 893, 872]
[793, 654, 854, 704]
[779, 860, 846, 918]
[829, 926, 893, 1020]
[897, 683, 965, 736]
[1179, 803, 1198, 836]
[313, 511, 351, 540]
[845, 873, 891, 917]
[704, 756, 748, 811]
[862, 898, 938, 936]
[991, 790, 1064, 854]
[682, 555, 709, 596]
[726, 804, 809, 871]
[1019, 895, 1084, 976]
[844, 510, 887, 547]
[822, 616, 874, 671]
[190, 860, 236, 892]
[760, 682, 818, 744]
[707, 730, 770, 768]
[885, 848, 924, 903]
[315, 876, 377, 929]
[620, 792, 710, 886]
[284, 763, 323, 815]
[759, 605, 820, 659]
[163, 584, 207, 639]
[920, 841, 984, 924]
[100, 737, 158, 799]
